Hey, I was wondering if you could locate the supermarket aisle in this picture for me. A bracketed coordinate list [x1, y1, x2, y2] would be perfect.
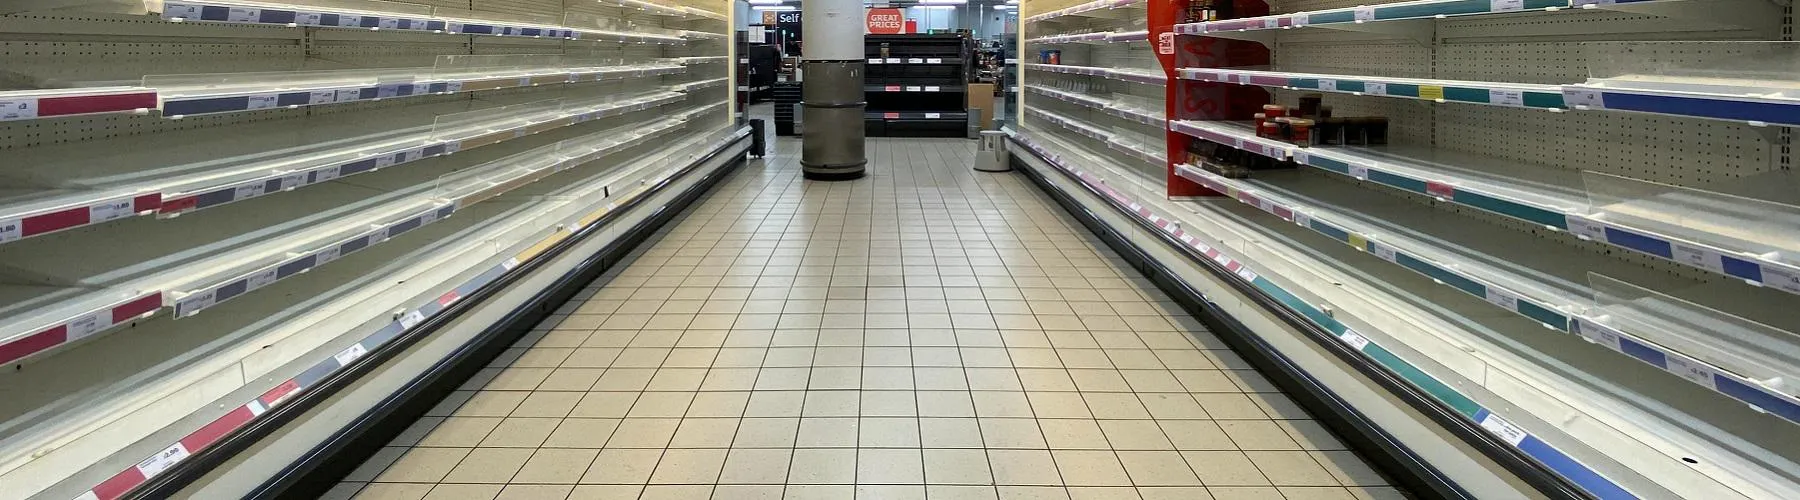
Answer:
[326, 130, 1404, 500]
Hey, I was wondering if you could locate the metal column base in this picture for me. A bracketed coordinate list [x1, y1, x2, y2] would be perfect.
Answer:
[801, 60, 867, 180]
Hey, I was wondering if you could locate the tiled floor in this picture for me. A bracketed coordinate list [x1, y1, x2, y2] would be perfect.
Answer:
[326, 124, 1407, 500]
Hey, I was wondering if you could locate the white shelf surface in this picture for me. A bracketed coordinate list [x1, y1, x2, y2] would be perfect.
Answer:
[1174, 64, 1800, 127]
[152, 57, 686, 118]
[1022, 0, 1143, 24]
[1010, 126, 1800, 500]
[1178, 67, 1566, 111]
[1024, 84, 1164, 127]
[1023, 63, 1165, 86]
[0, 101, 691, 369]
[1, 123, 748, 500]
[0, 86, 684, 249]
[1168, 119, 1800, 298]
[144, 0, 693, 42]
[1026, 29, 1149, 44]
[1175, 163, 1800, 428]
[1171, 0, 1567, 37]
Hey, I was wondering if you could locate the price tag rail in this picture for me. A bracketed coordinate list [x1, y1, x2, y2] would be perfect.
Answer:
[1174, 163, 1800, 428]
[1178, 67, 1563, 110]
[152, 0, 692, 42]
[38, 126, 749, 500]
[0, 89, 684, 249]
[1168, 119, 1800, 300]
[1171, 0, 1569, 37]
[1008, 127, 1646, 500]
[0, 112, 696, 369]
[0, 87, 158, 123]
[155, 62, 687, 118]
[1177, 66, 1800, 127]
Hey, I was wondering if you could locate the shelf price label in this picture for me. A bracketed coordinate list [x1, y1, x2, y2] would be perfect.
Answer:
[89, 198, 135, 221]
[906, 86, 922, 92]
[924, 86, 940, 92]
[1672, 243, 1724, 274]
[1483, 287, 1520, 311]
[1318, 79, 1337, 91]
[226, 7, 261, 22]
[868, 58, 881, 64]
[908, 58, 923, 64]
[925, 112, 941, 119]
[0, 99, 40, 121]
[162, 2, 202, 19]
[1489, 89, 1524, 107]
[926, 58, 942, 64]
[136, 443, 191, 477]
[296, 12, 324, 26]
[1348, 164, 1369, 180]
[1490, 0, 1525, 11]
[333, 342, 368, 367]
[1562, 87, 1606, 110]
[247, 94, 278, 110]
[1353, 6, 1375, 22]
[1363, 82, 1387, 96]
[1371, 242, 1398, 262]
[886, 58, 902, 63]
[0, 218, 20, 243]
[1477, 413, 1529, 446]
[1338, 329, 1371, 351]
[309, 90, 338, 104]
[1763, 266, 1800, 294]
[1291, 13, 1309, 26]
[1563, 215, 1607, 241]
[1665, 355, 1717, 389]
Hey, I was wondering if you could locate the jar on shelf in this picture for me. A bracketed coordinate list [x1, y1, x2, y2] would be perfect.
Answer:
[1288, 118, 1314, 146]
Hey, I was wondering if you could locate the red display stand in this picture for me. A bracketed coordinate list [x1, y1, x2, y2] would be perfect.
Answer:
[1148, 0, 1269, 196]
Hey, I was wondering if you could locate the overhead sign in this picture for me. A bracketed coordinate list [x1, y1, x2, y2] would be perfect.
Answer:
[866, 8, 904, 34]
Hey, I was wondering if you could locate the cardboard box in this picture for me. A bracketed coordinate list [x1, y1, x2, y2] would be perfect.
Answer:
[966, 83, 995, 130]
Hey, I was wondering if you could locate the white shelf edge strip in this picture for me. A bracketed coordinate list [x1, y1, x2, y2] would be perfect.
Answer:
[1166, 119, 1800, 299]
[1023, 84, 1164, 126]
[158, 64, 686, 117]
[1170, 163, 1800, 428]
[0, 102, 692, 368]
[0, 87, 684, 250]
[1023, 0, 1143, 23]
[1024, 63, 1167, 86]
[1174, 66, 1800, 127]
[1006, 127, 1638, 500]
[1170, 0, 1569, 36]
[0, 87, 158, 123]
[159, 0, 689, 42]
[157, 92, 688, 216]
[66, 125, 750, 500]
[1023, 107, 1164, 168]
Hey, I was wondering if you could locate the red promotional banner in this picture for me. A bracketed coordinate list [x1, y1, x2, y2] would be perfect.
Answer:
[866, 8, 904, 34]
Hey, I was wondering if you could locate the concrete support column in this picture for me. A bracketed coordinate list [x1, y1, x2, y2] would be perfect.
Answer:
[800, 0, 866, 180]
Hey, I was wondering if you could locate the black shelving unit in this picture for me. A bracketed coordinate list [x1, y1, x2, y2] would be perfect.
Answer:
[863, 33, 972, 137]
[773, 82, 801, 136]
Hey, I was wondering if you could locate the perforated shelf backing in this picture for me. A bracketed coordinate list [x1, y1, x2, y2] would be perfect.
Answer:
[1268, 0, 1794, 196]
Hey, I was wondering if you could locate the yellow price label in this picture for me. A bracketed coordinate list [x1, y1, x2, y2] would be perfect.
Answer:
[1418, 85, 1445, 101]
[1348, 233, 1369, 251]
